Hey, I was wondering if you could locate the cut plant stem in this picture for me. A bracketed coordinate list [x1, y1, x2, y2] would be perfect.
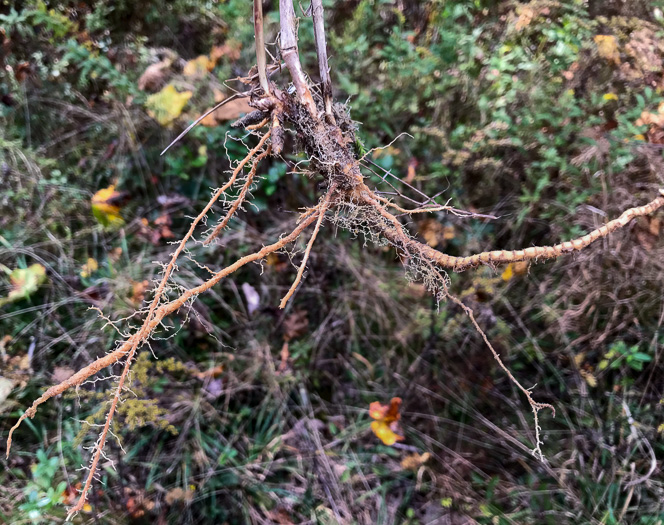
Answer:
[253, 0, 271, 95]
[279, 0, 317, 116]
[311, 0, 335, 124]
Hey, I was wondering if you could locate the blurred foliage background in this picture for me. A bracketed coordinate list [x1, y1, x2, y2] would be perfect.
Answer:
[2, 0, 664, 523]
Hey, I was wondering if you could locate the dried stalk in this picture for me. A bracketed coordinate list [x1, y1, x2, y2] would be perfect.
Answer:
[253, 0, 271, 95]
[279, 0, 317, 116]
[311, 0, 335, 123]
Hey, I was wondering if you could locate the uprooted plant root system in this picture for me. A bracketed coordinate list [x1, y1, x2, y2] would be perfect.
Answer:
[6, 0, 664, 516]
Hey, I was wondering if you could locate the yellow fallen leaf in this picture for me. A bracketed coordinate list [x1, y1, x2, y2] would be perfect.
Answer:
[502, 260, 529, 281]
[91, 185, 125, 228]
[594, 35, 620, 65]
[0, 263, 47, 307]
[580, 369, 597, 388]
[573, 352, 586, 367]
[603, 93, 618, 101]
[145, 84, 192, 127]
[80, 258, 98, 278]
[183, 55, 213, 78]
[371, 420, 402, 446]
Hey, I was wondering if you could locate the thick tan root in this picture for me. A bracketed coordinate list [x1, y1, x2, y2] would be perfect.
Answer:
[364, 188, 664, 272]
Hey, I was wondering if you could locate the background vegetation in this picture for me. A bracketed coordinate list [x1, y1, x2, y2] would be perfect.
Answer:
[1, 0, 664, 523]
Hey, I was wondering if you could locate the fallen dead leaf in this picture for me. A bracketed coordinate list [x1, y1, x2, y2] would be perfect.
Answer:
[192, 365, 224, 380]
[418, 218, 444, 248]
[405, 158, 418, 183]
[183, 55, 214, 78]
[91, 185, 127, 228]
[199, 96, 254, 126]
[52, 367, 75, 383]
[401, 452, 431, 471]
[0, 263, 47, 307]
[210, 41, 241, 64]
[369, 397, 405, 446]
[138, 59, 172, 91]
[145, 84, 193, 127]
[80, 258, 98, 279]
[241, 282, 260, 316]
[594, 35, 620, 66]
[164, 486, 194, 505]
[283, 310, 309, 341]
[130, 280, 150, 307]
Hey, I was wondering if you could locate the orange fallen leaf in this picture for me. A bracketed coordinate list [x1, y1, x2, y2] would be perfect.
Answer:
[405, 158, 418, 183]
[418, 218, 444, 248]
[278, 341, 290, 373]
[210, 41, 241, 65]
[501, 260, 528, 281]
[369, 397, 404, 446]
[183, 55, 214, 78]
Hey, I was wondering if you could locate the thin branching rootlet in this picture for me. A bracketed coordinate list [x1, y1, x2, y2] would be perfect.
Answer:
[6, 0, 664, 517]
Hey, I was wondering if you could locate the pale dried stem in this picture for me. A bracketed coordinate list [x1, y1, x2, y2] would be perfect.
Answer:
[204, 144, 273, 245]
[279, 186, 335, 308]
[372, 193, 493, 218]
[253, 0, 271, 95]
[311, 0, 335, 124]
[279, 0, 317, 116]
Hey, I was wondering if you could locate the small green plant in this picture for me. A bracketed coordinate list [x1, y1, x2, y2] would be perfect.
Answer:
[600, 341, 652, 372]
[18, 449, 67, 524]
